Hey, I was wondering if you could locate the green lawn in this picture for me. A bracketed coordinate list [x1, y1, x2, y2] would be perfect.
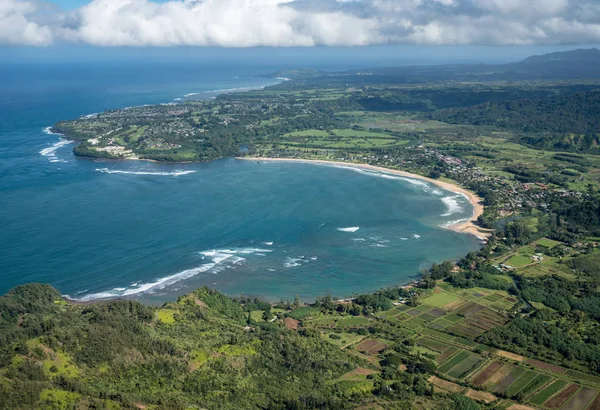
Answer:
[421, 291, 459, 308]
[505, 254, 533, 268]
[536, 238, 561, 249]
[337, 316, 370, 327]
[283, 129, 330, 137]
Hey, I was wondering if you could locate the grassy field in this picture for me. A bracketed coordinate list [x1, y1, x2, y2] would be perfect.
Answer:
[421, 291, 459, 308]
[337, 316, 370, 327]
[504, 254, 533, 268]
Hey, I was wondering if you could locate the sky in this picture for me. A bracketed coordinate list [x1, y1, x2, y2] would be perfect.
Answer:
[2, 0, 600, 57]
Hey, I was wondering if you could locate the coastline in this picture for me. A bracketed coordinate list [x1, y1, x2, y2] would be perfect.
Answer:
[238, 157, 492, 240]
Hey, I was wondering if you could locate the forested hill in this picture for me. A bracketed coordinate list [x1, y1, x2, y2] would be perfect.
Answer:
[0, 283, 467, 410]
[426, 91, 600, 153]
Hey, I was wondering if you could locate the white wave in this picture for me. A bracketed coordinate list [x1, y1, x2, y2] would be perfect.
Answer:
[328, 164, 430, 187]
[283, 257, 304, 268]
[338, 226, 360, 233]
[441, 218, 470, 227]
[352, 238, 366, 242]
[441, 196, 462, 216]
[264, 241, 274, 246]
[413, 234, 421, 239]
[311, 256, 318, 261]
[69, 247, 269, 301]
[400, 237, 408, 240]
[95, 168, 196, 176]
[40, 138, 73, 163]
[184, 92, 199, 97]
[268, 268, 277, 272]
[43, 126, 63, 135]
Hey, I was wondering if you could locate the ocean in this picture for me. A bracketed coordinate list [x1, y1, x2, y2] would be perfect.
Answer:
[0, 60, 481, 303]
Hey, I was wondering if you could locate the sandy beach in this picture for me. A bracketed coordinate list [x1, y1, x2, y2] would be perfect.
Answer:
[238, 157, 492, 240]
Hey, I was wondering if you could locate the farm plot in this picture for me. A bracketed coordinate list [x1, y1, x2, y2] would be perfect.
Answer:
[465, 389, 498, 404]
[337, 316, 370, 327]
[449, 307, 508, 339]
[472, 361, 503, 386]
[518, 374, 552, 400]
[525, 358, 566, 375]
[529, 380, 569, 406]
[355, 339, 389, 355]
[416, 337, 448, 353]
[587, 392, 600, 410]
[561, 387, 597, 410]
[446, 355, 484, 379]
[505, 370, 539, 398]
[436, 347, 459, 364]
[428, 376, 464, 393]
[543, 384, 579, 408]
[484, 364, 514, 389]
[492, 367, 526, 394]
[438, 351, 471, 373]
[565, 369, 600, 385]
[427, 318, 453, 330]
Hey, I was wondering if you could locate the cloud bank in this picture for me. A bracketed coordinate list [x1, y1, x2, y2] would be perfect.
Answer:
[3, 0, 600, 47]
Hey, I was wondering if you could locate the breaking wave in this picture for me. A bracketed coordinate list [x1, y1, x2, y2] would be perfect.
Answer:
[441, 196, 463, 216]
[95, 168, 196, 176]
[40, 129, 73, 163]
[338, 226, 360, 233]
[67, 248, 271, 301]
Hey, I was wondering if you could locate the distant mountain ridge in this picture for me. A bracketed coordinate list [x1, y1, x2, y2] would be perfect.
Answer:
[270, 48, 600, 84]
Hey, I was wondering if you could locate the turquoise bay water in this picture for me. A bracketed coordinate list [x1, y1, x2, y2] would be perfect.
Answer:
[0, 62, 481, 303]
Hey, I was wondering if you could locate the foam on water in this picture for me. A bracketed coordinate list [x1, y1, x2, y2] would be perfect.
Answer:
[338, 227, 360, 233]
[67, 247, 271, 301]
[40, 130, 73, 163]
[95, 168, 196, 176]
[441, 196, 463, 216]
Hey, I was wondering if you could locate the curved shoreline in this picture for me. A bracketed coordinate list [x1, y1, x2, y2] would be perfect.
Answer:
[238, 157, 492, 240]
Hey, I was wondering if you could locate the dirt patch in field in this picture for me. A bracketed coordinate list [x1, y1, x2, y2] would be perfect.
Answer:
[346, 367, 379, 377]
[506, 405, 536, 410]
[526, 358, 566, 374]
[436, 347, 458, 364]
[485, 364, 513, 387]
[561, 387, 597, 410]
[587, 392, 600, 410]
[284, 317, 299, 330]
[544, 384, 579, 408]
[429, 308, 446, 317]
[194, 299, 208, 308]
[428, 376, 464, 393]
[465, 389, 497, 403]
[356, 339, 388, 354]
[340, 367, 379, 381]
[497, 350, 525, 362]
[472, 361, 503, 386]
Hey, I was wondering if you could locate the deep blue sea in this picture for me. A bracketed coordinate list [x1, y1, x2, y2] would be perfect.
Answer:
[0, 61, 480, 303]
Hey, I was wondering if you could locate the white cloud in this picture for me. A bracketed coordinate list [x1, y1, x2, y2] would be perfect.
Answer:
[0, 0, 54, 45]
[4, 0, 600, 47]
